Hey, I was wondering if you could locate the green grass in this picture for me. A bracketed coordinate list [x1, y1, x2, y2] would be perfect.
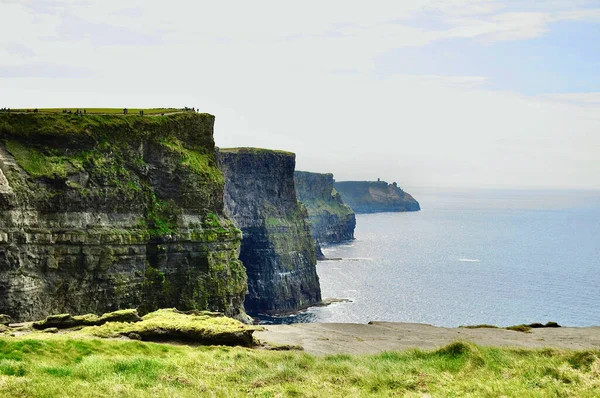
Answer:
[303, 197, 354, 217]
[0, 339, 598, 397]
[0, 112, 215, 144]
[4, 139, 70, 178]
[160, 137, 224, 184]
[8, 108, 182, 115]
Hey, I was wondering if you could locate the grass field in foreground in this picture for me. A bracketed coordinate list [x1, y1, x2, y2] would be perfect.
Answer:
[0, 338, 598, 397]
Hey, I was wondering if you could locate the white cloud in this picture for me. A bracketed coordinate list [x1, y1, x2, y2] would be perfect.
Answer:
[556, 8, 600, 22]
[0, 0, 599, 189]
[445, 12, 550, 42]
[539, 93, 600, 105]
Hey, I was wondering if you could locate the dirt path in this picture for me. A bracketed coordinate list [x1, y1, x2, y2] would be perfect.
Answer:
[255, 322, 600, 355]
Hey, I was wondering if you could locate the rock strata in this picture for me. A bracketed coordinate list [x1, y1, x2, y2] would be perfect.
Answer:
[334, 180, 420, 213]
[294, 171, 355, 253]
[0, 112, 249, 322]
[218, 148, 321, 315]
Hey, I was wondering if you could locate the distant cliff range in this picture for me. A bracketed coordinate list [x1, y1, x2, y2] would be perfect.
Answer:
[294, 171, 355, 258]
[334, 180, 420, 214]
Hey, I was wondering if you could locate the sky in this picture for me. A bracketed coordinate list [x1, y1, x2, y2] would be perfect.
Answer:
[1, 0, 599, 190]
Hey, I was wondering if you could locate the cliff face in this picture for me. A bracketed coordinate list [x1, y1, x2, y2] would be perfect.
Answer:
[294, 171, 355, 248]
[217, 148, 321, 315]
[334, 181, 420, 214]
[0, 112, 249, 322]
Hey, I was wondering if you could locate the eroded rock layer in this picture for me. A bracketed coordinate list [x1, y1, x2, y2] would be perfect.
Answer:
[218, 148, 321, 315]
[0, 112, 249, 322]
[334, 180, 420, 214]
[294, 171, 355, 249]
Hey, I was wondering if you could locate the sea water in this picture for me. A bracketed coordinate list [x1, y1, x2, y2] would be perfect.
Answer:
[262, 188, 600, 327]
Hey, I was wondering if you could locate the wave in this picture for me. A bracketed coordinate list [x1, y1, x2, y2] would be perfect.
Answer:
[458, 258, 480, 262]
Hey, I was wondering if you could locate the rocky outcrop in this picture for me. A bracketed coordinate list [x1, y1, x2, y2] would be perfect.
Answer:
[218, 148, 321, 315]
[0, 112, 249, 322]
[334, 180, 420, 213]
[294, 171, 355, 252]
[32, 309, 142, 330]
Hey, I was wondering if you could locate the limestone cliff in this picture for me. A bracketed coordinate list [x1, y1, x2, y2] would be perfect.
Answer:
[334, 180, 420, 213]
[294, 171, 355, 251]
[217, 148, 321, 315]
[0, 112, 249, 322]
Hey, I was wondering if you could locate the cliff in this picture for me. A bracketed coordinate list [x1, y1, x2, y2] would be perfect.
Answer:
[0, 112, 249, 322]
[294, 171, 355, 251]
[334, 180, 420, 213]
[217, 148, 321, 315]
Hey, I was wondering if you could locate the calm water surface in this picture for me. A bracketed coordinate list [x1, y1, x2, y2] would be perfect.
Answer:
[262, 188, 600, 327]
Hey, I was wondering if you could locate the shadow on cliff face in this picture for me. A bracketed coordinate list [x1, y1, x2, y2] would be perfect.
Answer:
[217, 148, 322, 316]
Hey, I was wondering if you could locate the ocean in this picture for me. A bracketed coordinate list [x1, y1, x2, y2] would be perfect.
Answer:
[261, 188, 600, 327]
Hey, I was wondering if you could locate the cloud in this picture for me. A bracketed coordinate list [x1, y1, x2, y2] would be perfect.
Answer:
[1, 1, 596, 74]
[556, 9, 600, 22]
[6, 43, 37, 57]
[0, 0, 599, 189]
[539, 93, 600, 104]
[444, 12, 550, 42]
[0, 63, 93, 78]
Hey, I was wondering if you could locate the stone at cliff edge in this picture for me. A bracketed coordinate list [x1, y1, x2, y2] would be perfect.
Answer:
[0, 112, 249, 323]
[217, 148, 321, 315]
[294, 171, 355, 255]
[334, 180, 420, 214]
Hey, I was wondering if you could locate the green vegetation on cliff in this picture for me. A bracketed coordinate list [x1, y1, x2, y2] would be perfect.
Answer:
[294, 171, 356, 245]
[4, 140, 70, 179]
[263, 203, 317, 273]
[0, 338, 598, 397]
[160, 137, 224, 184]
[0, 112, 248, 322]
[0, 112, 214, 145]
[8, 108, 179, 115]
[1, 112, 224, 226]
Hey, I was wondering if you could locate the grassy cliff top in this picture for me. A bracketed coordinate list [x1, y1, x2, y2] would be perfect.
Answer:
[6, 108, 182, 115]
[0, 111, 215, 148]
[218, 147, 295, 156]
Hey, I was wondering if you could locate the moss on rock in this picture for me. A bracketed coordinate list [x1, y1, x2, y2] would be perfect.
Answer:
[0, 112, 249, 323]
[32, 309, 142, 330]
[80, 308, 260, 346]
